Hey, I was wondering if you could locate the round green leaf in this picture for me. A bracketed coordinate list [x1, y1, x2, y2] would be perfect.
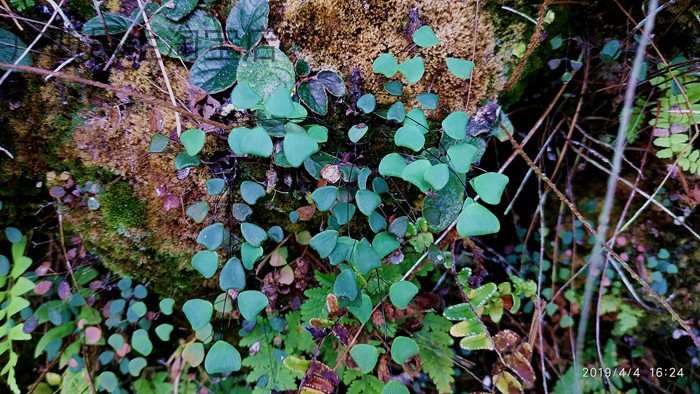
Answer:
[240, 181, 265, 205]
[311, 186, 338, 212]
[397, 57, 424, 84]
[446, 143, 478, 173]
[310, 230, 339, 259]
[236, 46, 294, 101]
[226, 0, 269, 50]
[149, 134, 169, 153]
[389, 281, 419, 309]
[371, 232, 400, 258]
[308, 125, 328, 143]
[214, 293, 234, 313]
[238, 290, 269, 321]
[183, 299, 213, 330]
[182, 342, 205, 367]
[332, 202, 356, 225]
[232, 203, 253, 222]
[456, 200, 500, 237]
[131, 329, 152, 356]
[130, 301, 147, 318]
[355, 190, 381, 216]
[159, 298, 175, 315]
[206, 178, 226, 196]
[241, 222, 268, 247]
[108, 334, 124, 351]
[265, 87, 296, 117]
[191, 250, 218, 279]
[299, 80, 328, 115]
[231, 81, 260, 109]
[349, 123, 369, 143]
[384, 81, 403, 96]
[220, 257, 246, 291]
[401, 159, 431, 191]
[241, 126, 272, 157]
[469, 172, 509, 205]
[284, 123, 319, 167]
[394, 125, 424, 152]
[190, 46, 240, 94]
[379, 153, 406, 177]
[197, 223, 225, 250]
[412, 25, 438, 48]
[205, 340, 242, 374]
[296, 58, 310, 76]
[334, 269, 358, 301]
[442, 111, 469, 140]
[97, 372, 118, 392]
[155, 324, 173, 341]
[372, 53, 398, 77]
[350, 344, 379, 373]
[357, 94, 376, 113]
[128, 357, 147, 377]
[5, 227, 21, 244]
[424, 164, 449, 191]
[446, 57, 475, 79]
[383, 380, 410, 394]
[416, 92, 439, 110]
[391, 336, 419, 363]
[186, 201, 210, 223]
[267, 226, 284, 242]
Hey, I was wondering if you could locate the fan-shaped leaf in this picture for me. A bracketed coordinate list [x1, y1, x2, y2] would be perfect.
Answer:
[240, 181, 266, 205]
[446, 57, 475, 79]
[391, 336, 419, 363]
[240, 126, 273, 157]
[412, 26, 439, 48]
[182, 342, 205, 367]
[442, 111, 469, 140]
[469, 172, 509, 205]
[241, 222, 267, 247]
[231, 81, 260, 109]
[310, 230, 339, 259]
[371, 231, 399, 258]
[205, 340, 242, 374]
[397, 57, 424, 84]
[220, 257, 246, 291]
[311, 186, 338, 212]
[446, 143, 478, 173]
[379, 153, 406, 177]
[357, 94, 376, 113]
[372, 53, 398, 77]
[395, 125, 424, 152]
[350, 344, 379, 373]
[183, 299, 213, 330]
[197, 223, 225, 250]
[389, 281, 418, 309]
[238, 290, 269, 321]
[334, 269, 358, 301]
[401, 159, 431, 191]
[355, 190, 381, 216]
[284, 123, 319, 167]
[456, 200, 500, 237]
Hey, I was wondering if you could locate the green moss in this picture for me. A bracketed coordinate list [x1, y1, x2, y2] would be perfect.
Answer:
[100, 182, 146, 232]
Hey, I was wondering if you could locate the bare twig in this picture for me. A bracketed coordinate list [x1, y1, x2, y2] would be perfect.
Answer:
[504, 0, 553, 91]
[0, 0, 23, 30]
[0, 62, 229, 129]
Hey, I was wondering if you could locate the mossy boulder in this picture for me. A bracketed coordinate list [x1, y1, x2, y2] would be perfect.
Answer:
[1, 0, 533, 295]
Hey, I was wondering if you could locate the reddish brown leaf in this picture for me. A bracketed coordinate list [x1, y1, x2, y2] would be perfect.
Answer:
[57, 281, 72, 301]
[505, 353, 535, 387]
[296, 205, 316, 221]
[300, 361, 339, 394]
[493, 329, 521, 353]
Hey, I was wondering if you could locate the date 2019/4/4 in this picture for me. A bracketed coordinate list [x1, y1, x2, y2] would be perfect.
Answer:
[581, 367, 685, 378]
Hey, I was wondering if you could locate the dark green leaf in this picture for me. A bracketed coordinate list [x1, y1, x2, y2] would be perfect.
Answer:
[317, 70, 346, 96]
[311, 186, 338, 212]
[299, 80, 328, 115]
[310, 230, 339, 259]
[174, 152, 200, 170]
[355, 190, 381, 216]
[352, 239, 381, 274]
[226, 0, 269, 51]
[162, 0, 198, 21]
[82, 13, 132, 35]
[190, 47, 240, 94]
[384, 81, 403, 96]
[150, 11, 223, 62]
[332, 202, 356, 225]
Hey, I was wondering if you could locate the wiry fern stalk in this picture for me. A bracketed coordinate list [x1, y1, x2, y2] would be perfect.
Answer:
[574, 0, 659, 385]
